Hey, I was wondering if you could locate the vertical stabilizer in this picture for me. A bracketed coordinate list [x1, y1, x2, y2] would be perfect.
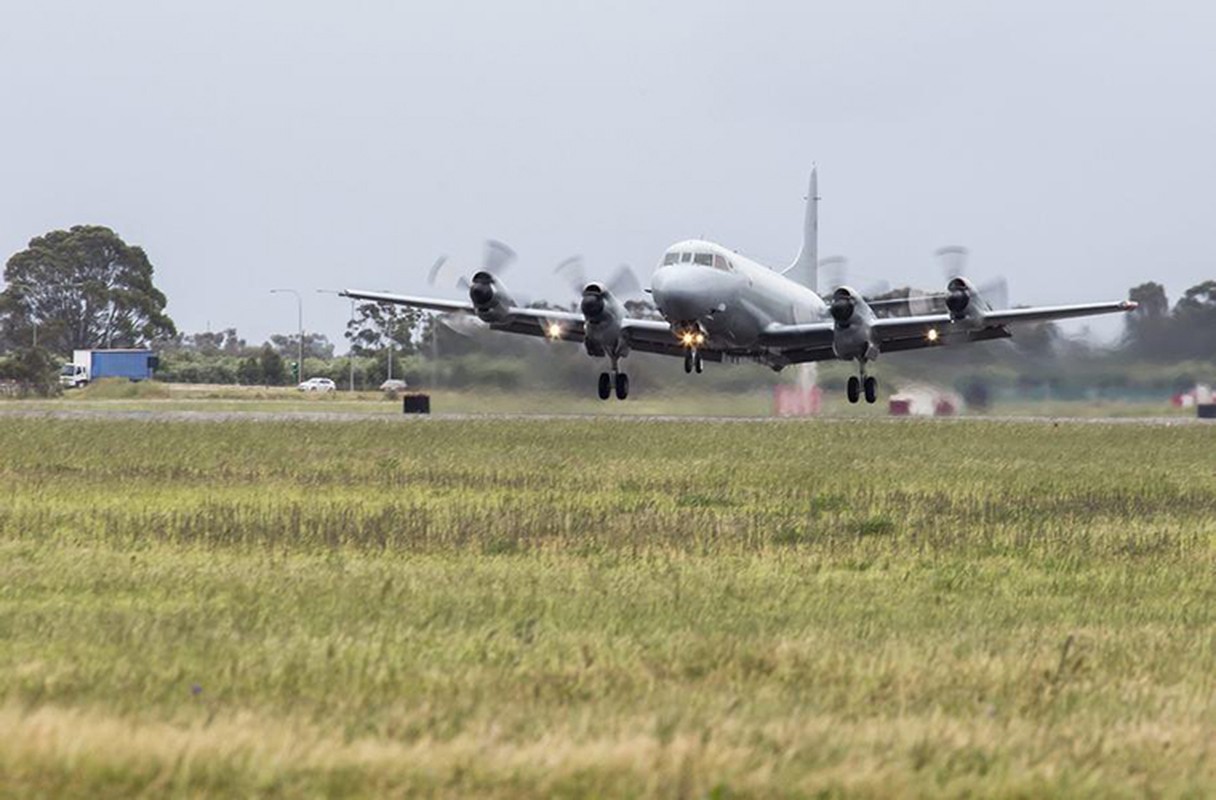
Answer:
[783, 168, 819, 292]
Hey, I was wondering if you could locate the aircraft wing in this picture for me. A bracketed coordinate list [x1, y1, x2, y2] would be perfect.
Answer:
[978, 300, 1138, 326]
[342, 288, 589, 342]
[866, 299, 1137, 342]
[340, 288, 677, 348]
[342, 289, 493, 316]
[759, 299, 1136, 363]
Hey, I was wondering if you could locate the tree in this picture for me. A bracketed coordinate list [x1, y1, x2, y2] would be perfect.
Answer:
[346, 302, 424, 357]
[1128, 282, 1169, 319]
[189, 328, 246, 356]
[0, 346, 61, 396]
[259, 345, 286, 386]
[1123, 282, 1174, 360]
[1172, 280, 1216, 360]
[237, 356, 263, 386]
[1, 225, 176, 354]
[270, 332, 333, 359]
[1014, 321, 1060, 359]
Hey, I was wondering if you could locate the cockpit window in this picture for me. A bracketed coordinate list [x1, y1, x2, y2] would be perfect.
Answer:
[662, 252, 679, 265]
[693, 253, 713, 266]
[679, 252, 693, 263]
[712, 254, 732, 271]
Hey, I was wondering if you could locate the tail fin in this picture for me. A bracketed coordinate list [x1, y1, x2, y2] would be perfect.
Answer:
[782, 167, 819, 292]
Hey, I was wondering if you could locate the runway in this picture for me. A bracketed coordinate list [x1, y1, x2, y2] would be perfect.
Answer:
[0, 407, 1207, 426]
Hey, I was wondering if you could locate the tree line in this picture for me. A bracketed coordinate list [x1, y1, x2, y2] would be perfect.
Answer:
[2, 224, 1215, 395]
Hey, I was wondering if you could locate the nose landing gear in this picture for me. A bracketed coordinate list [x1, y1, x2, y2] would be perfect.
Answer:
[597, 370, 629, 400]
[683, 350, 703, 374]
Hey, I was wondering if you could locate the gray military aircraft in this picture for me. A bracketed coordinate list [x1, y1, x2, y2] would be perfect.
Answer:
[342, 170, 1136, 403]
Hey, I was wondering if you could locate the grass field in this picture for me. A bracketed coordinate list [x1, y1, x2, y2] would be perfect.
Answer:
[2, 415, 1215, 797]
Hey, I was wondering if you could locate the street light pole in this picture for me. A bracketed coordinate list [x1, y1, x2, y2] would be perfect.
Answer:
[313, 289, 355, 391]
[317, 289, 356, 392]
[270, 288, 303, 385]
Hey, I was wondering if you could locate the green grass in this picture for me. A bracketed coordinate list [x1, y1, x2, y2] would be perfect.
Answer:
[1, 417, 1215, 797]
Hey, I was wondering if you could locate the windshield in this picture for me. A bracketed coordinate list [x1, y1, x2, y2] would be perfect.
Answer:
[60, 365, 75, 376]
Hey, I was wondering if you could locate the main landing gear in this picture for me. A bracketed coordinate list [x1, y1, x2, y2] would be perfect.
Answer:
[846, 370, 878, 405]
[598, 370, 629, 400]
[683, 350, 703, 374]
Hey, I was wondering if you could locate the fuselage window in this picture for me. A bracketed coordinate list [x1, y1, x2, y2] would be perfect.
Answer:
[662, 252, 680, 265]
[680, 252, 693, 263]
[693, 253, 713, 266]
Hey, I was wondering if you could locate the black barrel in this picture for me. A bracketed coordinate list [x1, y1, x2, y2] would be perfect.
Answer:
[403, 394, 431, 414]
[1198, 404, 1216, 419]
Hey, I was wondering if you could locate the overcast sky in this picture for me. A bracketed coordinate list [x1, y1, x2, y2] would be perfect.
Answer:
[2, 0, 1213, 348]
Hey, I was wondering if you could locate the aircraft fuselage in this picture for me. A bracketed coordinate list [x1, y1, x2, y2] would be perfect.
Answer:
[649, 239, 828, 349]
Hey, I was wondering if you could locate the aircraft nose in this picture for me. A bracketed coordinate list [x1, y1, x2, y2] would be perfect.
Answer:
[652, 264, 732, 321]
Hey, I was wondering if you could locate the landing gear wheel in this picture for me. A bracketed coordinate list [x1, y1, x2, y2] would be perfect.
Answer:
[615, 372, 629, 400]
[847, 376, 861, 404]
[597, 372, 612, 400]
[684, 352, 693, 374]
[864, 376, 877, 404]
[694, 353, 703, 374]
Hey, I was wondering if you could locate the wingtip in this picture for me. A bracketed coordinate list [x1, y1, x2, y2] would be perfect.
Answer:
[1120, 300, 1139, 311]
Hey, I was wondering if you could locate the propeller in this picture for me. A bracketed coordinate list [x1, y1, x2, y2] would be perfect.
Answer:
[425, 255, 450, 287]
[554, 256, 644, 301]
[935, 245, 1009, 310]
[425, 241, 521, 336]
[483, 239, 517, 275]
[818, 256, 849, 293]
[427, 239, 520, 292]
[819, 255, 890, 298]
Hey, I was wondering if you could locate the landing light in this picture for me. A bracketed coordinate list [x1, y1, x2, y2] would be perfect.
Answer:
[546, 321, 563, 340]
[927, 328, 940, 343]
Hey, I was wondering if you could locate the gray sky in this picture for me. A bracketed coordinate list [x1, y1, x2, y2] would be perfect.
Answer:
[2, 0, 1213, 348]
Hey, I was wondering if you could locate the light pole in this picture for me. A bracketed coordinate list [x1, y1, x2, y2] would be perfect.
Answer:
[270, 288, 303, 385]
[317, 289, 356, 392]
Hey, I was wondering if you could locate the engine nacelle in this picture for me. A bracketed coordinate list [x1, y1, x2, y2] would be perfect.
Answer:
[830, 287, 858, 327]
[468, 271, 515, 323]
[580, 282, 627, 358]
[580, 282, 610, 323]
[830, 287, 879, 361]
[945, 277, 991, 323]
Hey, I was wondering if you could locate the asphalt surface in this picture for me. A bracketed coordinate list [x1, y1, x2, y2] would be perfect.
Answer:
[0, 407, 1208, 425]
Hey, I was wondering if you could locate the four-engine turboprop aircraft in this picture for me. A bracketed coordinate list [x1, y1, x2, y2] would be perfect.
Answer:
[342, 170, 1137, 403]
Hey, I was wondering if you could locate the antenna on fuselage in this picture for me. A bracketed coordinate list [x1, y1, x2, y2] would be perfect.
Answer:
[782, 166, 819, 292]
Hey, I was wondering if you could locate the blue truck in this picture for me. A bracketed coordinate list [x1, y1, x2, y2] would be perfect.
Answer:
[60, 349, 158, 388]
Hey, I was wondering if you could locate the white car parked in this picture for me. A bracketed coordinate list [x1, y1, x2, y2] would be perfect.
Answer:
[297, 377, 337, 392]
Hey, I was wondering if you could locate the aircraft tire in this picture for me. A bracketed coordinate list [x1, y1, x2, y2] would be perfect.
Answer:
[615, 372, 629, 400]
[694, 354, 703, 374]
[864, 376, 877, 404]
[684, 353, 693, 374]
[598, 372, 612, 400]
[847, 376, 861, 404]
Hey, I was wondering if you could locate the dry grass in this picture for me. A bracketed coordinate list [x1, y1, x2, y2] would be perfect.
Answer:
[1, 417, 1215, 797]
